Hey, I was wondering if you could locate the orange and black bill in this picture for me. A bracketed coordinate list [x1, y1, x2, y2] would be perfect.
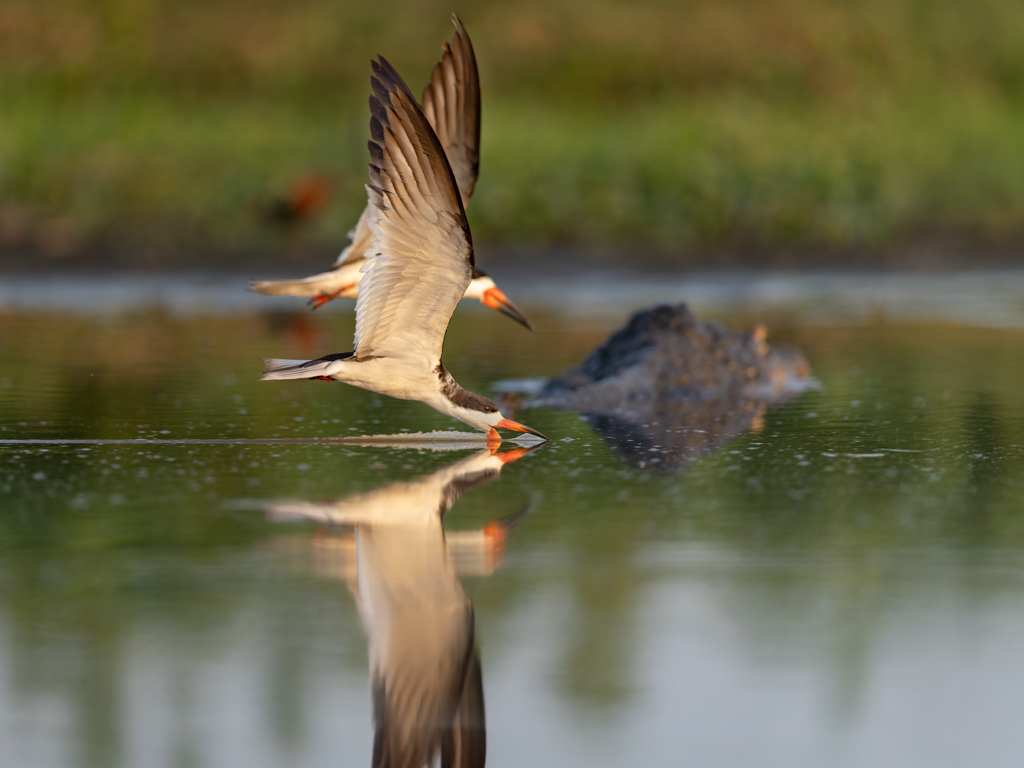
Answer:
[496, 418, 547, 440]
[482, 287, 534, 331]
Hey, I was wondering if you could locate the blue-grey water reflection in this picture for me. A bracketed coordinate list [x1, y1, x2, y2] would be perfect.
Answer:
[3, 275, 1024, 767]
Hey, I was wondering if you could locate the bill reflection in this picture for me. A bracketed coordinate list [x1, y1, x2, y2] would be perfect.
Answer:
[265, 446, 535, 768]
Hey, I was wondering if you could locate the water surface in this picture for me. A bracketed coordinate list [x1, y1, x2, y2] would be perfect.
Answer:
[2, 278, 1024, 767]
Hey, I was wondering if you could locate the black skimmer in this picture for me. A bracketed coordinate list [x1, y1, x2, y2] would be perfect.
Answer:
[249, 16, 532, 331]
[261, 56, 547, 443]
[266, 446, 534, 767]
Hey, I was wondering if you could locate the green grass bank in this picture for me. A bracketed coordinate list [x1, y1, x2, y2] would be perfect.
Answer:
[3, 0, 1024, 265]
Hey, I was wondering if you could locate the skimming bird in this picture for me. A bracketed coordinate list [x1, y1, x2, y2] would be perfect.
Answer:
[261, 56, 547, 443]
[249, 16, 532, 331]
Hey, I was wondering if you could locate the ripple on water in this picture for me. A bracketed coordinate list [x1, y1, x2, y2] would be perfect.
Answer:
[2, 306, 1024, 766]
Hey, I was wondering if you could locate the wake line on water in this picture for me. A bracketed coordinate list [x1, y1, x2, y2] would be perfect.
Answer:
[0, 438, 373, 445]
[0, 431, 536, 448]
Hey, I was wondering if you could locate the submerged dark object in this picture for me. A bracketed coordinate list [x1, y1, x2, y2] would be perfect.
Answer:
[533, 304, 812, 471]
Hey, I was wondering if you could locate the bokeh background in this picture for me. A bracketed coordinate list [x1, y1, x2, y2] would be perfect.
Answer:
[8, 6, 1024, 766]
[3, 0, 1024, 268]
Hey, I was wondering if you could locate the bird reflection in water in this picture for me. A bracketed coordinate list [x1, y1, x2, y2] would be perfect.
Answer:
[265, 445, 536, 767]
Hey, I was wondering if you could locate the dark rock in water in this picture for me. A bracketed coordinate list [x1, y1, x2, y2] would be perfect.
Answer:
[529, 304, 812, 472]
[541, 303, 809, 405]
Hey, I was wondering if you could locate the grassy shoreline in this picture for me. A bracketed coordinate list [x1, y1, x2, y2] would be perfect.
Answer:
[5, 88, 1024, 266]
[5, 0, 1024, 265]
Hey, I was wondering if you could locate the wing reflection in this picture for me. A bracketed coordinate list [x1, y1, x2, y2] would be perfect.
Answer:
[266, 446, 536, 768]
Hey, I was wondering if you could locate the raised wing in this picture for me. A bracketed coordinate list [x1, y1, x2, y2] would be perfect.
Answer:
[334, 17, 479, 270]
[421, 15, 481, 205]
[355, 57, 474, 365]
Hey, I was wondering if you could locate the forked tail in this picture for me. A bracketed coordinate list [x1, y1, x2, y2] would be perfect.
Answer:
[249, 270, 344, 298]
[261, 351, 355, 381]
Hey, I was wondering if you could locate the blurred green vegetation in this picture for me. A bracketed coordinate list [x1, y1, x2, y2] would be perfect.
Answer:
[4, 0, 1024, 262]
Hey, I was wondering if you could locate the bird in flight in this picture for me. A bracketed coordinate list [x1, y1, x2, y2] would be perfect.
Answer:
[261, 54, 546, 444]
[249, 16, 532, 330]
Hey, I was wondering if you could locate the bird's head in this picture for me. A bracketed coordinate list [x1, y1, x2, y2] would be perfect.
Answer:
[435, 364, 547, 440]
[442, 394, 545, 441]
[446, 395, 544, 439]
[466, 271, 533, 330]
[478, 404, 547, 442]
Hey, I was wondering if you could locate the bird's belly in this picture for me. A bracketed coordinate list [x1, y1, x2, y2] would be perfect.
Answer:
[336, 359, 435, 402]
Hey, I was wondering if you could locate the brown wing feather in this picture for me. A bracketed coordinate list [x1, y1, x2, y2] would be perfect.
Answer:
[421, 15, 481, 205]
[354, 56, 474, 365]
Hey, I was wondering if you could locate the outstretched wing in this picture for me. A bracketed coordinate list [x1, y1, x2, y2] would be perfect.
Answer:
[354, 57, 474, 366]
[335, 17, 479, 271]
[421, 15, 481, 205]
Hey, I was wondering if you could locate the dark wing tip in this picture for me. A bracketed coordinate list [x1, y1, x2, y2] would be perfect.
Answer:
[366, 182, 386, 211]
[369, 92, 389, 129]
[451, 15, 471, 47]
[451, 15, 474, 53]
[451, 14, 472, 46]
[369, 114, 385, 143]
[367, 162, 383, 188]
[370, 77, 392, 110]
[372, 55, 415, 101]
[363, 50, 475, 264]
[367, 141, 383, 165]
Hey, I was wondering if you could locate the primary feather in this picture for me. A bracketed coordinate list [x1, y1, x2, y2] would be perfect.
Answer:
[250, 17, 481, 304]
[354, 56, 474, 369]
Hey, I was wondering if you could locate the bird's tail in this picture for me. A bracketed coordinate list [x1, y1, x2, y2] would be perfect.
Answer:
[249, 271, 343, 298]
[262, 357, 335, 380]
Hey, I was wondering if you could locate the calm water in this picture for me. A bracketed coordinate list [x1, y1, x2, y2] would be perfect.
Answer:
[3, 274, 1024, 767]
